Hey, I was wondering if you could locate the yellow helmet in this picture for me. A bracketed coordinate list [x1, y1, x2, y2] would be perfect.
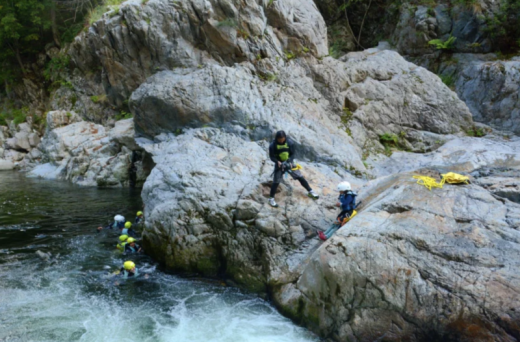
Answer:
[137, 211, 143, 216]
[127, 237, 136, 243]
[125, 221, 132, 229]
[119, 235, 128, 242]
[123, 261, 135, 270]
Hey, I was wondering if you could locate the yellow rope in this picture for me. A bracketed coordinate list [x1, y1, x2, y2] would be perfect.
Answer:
[413, 172, 469, 190]
[291, 164, 302, 171]
[413, 175, 445, 191]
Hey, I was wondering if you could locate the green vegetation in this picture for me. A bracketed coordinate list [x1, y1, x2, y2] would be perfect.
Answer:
[480, 0, 520, 52]
[43, 55, 70, 81]
[284, 50, 296, 60]
[0, 0, 107, 89]
[380, 133, 399, 145]
[115, 110, 132, 120]
[88, 0, 125, 25]
[0, 107, 29, 126]
[428, 35, 457, 50]
[217, 19, 238, 28]
[340, 107, 353, 136]
[237, 29, 249, 40]
[440, 74, 455, 88]
[328, 24, 352, 59]
[90, 94, 107, 103]
[465, 126, 487, 137]
[379, 132, 401, 156]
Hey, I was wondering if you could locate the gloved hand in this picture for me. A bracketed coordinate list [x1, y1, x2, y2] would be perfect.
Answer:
[281, 161, 293, 170]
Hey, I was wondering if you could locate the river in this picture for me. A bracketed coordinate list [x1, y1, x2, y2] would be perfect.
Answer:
[0, 171, 318, 342]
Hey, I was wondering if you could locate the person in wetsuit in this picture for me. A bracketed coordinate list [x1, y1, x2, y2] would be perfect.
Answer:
[319, 181, 357, 241]
[124, 237, 142, 254]
[97, 214, 125, 232]
[267, 130, 319, 208]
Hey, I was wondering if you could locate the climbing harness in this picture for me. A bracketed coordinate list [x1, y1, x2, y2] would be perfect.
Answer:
[282, 162, 303, 180]
[339, 209, 358, 226]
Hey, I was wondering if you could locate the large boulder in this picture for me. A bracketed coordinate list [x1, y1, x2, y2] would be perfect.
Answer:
[68, 0, 327, 106]
[370, 135, 520, 178]
[30, 115, 148, 187]
[0, 159, 14, 170]
[274, 170, 520, 341]
[141, 128, 363, 291]
[131, 45, 473, 167]
[130, 62, 365, 170]
[312, 46, 473, 151]
[452, 57, 520, 135]
[390, 1, 508, 59]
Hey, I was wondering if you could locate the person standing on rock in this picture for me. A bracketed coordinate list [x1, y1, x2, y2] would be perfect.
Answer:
[268, 130, 319, 208]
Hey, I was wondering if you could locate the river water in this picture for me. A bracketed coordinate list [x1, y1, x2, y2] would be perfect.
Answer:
[0, 171, 318, 342]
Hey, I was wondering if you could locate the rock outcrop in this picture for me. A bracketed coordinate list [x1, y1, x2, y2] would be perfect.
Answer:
[68, 0, 328, 109]
[141, 127, 363, 291]
[275, 162, 520, 341]
[29, 111, 151, 187]
[0, 121, 42, 170]
[440, 55, 520, 135]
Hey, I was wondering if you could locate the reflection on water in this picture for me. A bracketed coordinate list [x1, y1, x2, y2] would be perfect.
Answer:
[0, 171, 318, 342]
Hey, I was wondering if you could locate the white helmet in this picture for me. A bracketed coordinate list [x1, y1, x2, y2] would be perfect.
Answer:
[114, 215, 125, 222]
[337, 182, 351, 191]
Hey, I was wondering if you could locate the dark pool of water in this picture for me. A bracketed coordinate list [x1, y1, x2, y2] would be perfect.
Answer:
[0, 171, 318, 342]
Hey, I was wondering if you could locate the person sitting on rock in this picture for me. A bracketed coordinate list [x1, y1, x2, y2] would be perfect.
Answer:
[135, 211, 144, 225]
[97, 214, 125, 232]
[121, 221, 138, 238]
[319, 181, 357, 241]
[268, 130, 319, 208]
[116, 235, 129, 251]
[124, 237, 143, 254]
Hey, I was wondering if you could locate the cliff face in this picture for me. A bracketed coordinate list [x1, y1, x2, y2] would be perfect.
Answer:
[1, 0, 520, 340]
[316, 0, 520, 135]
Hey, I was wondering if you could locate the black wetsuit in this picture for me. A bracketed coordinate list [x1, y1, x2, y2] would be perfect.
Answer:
[268, 138, 311, 197]
[125, 243, 142, 254]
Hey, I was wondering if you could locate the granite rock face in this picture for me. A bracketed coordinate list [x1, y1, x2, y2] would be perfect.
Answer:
[29, 112, 150, 187]
[452, 57, 520, 135]
[68, 0, 328, 108]
[275, 167, 520, 341]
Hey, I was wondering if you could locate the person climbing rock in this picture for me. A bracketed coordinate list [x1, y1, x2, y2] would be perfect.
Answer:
[124, 237, 143, 254]
[97, 214, 125, 232]
[318, 181, 357, 241]
[116, 235, 129, 251]
[268, 130, 319, 208]
[135, 211, 144, 225]
[121, 221, 138, 238]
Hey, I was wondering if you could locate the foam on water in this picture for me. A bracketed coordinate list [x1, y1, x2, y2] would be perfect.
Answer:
[0, 171, 319, 342]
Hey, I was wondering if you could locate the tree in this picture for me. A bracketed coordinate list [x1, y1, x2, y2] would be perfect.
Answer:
[0, 0, 53, 75]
